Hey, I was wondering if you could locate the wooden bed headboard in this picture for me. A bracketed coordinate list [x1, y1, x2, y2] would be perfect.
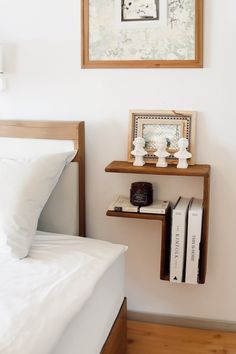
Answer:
[0, 120, 86, 237]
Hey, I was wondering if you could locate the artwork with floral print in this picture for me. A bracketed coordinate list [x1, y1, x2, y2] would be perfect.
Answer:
[88, 0, 196, 61]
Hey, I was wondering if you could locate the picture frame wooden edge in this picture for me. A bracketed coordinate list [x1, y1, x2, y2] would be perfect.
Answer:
[189, 111, 197, 165]
[81, 0, 89, 68]
[127, 110, 197, 165]
[81, 60, 203, 69]
[81, 0, 203, 69]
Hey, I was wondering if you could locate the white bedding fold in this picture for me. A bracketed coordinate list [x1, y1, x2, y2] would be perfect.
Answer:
[0, 233, 127, 354]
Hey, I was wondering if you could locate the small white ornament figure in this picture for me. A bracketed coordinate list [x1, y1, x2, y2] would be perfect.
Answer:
[174, 138, 192, 169]
[131, 137, 147, 167]
[155, 137, 170, 168]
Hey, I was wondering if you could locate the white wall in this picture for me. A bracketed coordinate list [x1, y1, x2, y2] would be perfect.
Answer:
[1, 0, 236, 321]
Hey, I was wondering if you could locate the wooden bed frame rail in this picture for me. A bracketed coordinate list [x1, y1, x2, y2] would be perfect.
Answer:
[101, 298, 127, 354]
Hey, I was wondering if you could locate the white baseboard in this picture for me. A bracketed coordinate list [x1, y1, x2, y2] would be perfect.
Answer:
[128, 311, 236, 332]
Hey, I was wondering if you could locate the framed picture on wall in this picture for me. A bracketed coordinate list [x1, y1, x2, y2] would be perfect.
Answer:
[128, 110, 197, 164]
[81, 0, 203, 68]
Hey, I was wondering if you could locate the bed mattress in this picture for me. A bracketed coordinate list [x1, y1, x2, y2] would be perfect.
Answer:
[51, 252, 125, 354]
[0, 232, 127, 354]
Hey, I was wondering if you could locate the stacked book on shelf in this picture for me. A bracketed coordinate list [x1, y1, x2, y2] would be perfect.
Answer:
[108, 196, 170, 215]
[170, 197, 203, 285]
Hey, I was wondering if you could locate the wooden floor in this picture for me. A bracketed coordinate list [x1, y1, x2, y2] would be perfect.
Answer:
[127, 320, 236, 354]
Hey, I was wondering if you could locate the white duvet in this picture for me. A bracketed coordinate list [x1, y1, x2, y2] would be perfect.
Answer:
[0, 233, 127, 354]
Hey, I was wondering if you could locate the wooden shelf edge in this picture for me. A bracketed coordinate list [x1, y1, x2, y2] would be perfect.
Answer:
[105, 161, 210, 177]
[106, 210, 166, 221]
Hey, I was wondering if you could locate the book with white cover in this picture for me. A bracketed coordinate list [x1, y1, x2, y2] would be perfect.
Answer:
[185, 198, 203, 284]
[140, 200, 170, 214]
[108, 196, 138, 213]
[170, 197, 191, 283]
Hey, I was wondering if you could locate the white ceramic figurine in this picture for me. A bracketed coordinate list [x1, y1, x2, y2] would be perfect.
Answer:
[131, 137, 147, 166]
[155, 136, 170, 168]
[174, 138, 192, 169]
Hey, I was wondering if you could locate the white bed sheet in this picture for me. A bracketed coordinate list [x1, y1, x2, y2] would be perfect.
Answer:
[51, 252, 125, 354]
[0, 232, 127, 354]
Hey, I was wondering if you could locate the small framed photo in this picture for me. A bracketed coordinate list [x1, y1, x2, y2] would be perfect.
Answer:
[128, 110, 196, 164]
[121, 0, 159, 22]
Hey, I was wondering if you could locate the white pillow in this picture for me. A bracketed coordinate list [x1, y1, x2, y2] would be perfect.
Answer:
[0, 151, 75, 259]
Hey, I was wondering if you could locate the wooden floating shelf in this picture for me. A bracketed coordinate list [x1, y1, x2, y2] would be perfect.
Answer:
[105, 161, 210, 177]
[105, 161, 211, 284]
